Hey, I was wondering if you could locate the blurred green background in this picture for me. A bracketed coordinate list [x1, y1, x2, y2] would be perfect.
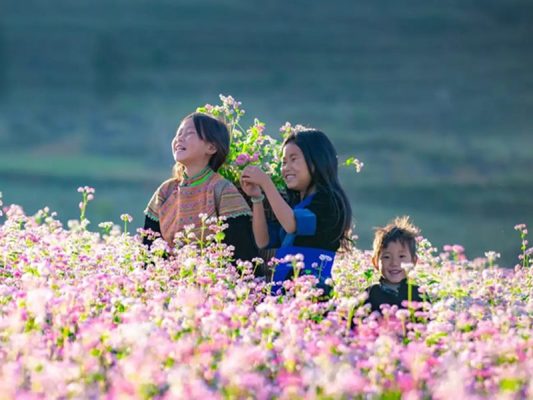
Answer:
[0, 0, 532, 266]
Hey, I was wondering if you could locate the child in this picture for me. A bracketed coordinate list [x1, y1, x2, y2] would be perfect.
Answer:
[240, 129, 352, 294]
[366, 216, 424, 313]
[143, 112, 257, 262]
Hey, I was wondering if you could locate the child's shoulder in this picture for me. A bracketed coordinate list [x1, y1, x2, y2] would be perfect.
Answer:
[155, 177, 180, 195]
[365, 283, 382, 295]
[363, 283, 385, 310]
[312, 190, 337, 204]
[158, 177, 179, 188]
[305, 190, 338, 214]
[210, 173, 240, 193]
[210, 173, 251, 216]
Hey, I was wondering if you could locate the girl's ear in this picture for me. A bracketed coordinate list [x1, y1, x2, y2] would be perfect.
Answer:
[412, 255, 418, 265]
[371, 255, 379, 269]
[206, 143, 217, 155]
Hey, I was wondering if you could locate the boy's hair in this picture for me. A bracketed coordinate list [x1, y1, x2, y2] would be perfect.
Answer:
[283, 129, 353, 250]
[173, 112, 230, 179]
[372, 216, 420, 260]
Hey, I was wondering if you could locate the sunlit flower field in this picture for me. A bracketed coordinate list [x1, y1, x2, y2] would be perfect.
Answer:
[0, 188, 531, 399]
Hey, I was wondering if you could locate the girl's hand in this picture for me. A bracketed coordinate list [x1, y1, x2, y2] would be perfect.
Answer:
[241, 165, 270, 188]
[240, 176, 262, 198]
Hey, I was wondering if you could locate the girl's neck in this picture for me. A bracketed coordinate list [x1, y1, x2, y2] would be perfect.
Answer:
[183, 162, 211, 179]
[299, 185, 316, 200]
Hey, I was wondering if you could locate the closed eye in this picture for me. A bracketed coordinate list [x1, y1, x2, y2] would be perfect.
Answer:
[178, 130, 194, 139]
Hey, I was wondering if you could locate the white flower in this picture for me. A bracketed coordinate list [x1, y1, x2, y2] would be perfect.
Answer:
[401, 262, 414, 272]
[484, 251, 501, 262]
[26, 288, 53, 323]
[319, 254, 333, 262]
[120, 214, 133, 223]
[198, 213, 208, 222]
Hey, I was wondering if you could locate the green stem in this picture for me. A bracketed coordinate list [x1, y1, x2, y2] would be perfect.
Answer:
[292, 260, 301, 280]
[317, 261, 324, 283]
[80, 193, 87, 221]
[408, 279, 414, 323]
[521, 232, 528, 268]
[346, 305, 356, 333]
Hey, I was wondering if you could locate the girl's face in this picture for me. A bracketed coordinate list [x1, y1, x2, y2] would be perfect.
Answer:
[281, 142, 312, 194]
[172, 118, 215, 167]
[376, 240, 416, 284]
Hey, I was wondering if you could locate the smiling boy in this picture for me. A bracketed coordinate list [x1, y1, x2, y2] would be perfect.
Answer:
[366, 216, 424, 313]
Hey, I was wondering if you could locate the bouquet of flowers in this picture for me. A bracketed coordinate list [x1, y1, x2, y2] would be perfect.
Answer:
[197, 94, 364, 189]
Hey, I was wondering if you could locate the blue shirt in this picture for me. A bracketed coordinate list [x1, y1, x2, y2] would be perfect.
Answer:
[267, 191, 343, 294]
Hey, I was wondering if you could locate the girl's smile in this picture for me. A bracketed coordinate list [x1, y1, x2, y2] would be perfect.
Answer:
[281, 142, 313, 195]
[172, 118, 209, 164]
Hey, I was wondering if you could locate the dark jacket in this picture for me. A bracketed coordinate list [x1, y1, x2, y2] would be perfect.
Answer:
[143, 214, 258, 262]
[365, 278, 424, 313]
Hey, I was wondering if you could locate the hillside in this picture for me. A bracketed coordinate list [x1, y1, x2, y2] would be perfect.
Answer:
[0, 0, 532, 264]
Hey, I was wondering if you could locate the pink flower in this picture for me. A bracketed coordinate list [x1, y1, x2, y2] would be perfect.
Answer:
[452, 244, 464, 253]
[235, 153, 251, 166]
[397, 372, 415, 392]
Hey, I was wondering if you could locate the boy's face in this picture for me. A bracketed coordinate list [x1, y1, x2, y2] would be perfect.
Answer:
[374, 240, 417, 284]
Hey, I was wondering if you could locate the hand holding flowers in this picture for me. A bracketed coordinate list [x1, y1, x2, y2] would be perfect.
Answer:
[239, 177, 262, 199]
[241, 165, 271, 191]
[198, 95, 363, 192]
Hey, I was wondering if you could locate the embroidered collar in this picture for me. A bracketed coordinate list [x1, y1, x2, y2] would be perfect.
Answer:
[379, 278, 406, 296]
[180, 166, 214, 187]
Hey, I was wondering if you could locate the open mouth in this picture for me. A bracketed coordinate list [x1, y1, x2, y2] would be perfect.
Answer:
[388, 269, 404, 276]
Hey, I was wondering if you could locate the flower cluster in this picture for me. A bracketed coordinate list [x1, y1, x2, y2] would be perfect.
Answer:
[0, 189, 531, 398]
[198, 95, 363, 189]
[77, 186, 95, 222]
[515, 223, 532, 268]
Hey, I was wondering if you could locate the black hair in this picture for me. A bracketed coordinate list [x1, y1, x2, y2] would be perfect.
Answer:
[190, 112, 230, 171]
[373, 216, 420, 260]
[283, 130, 353, 249]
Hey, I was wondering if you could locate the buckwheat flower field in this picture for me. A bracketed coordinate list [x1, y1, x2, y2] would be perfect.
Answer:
[0, 189, 531, 399]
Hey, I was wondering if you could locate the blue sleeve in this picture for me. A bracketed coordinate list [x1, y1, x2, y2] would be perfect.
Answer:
[294, 208, 317, 236]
